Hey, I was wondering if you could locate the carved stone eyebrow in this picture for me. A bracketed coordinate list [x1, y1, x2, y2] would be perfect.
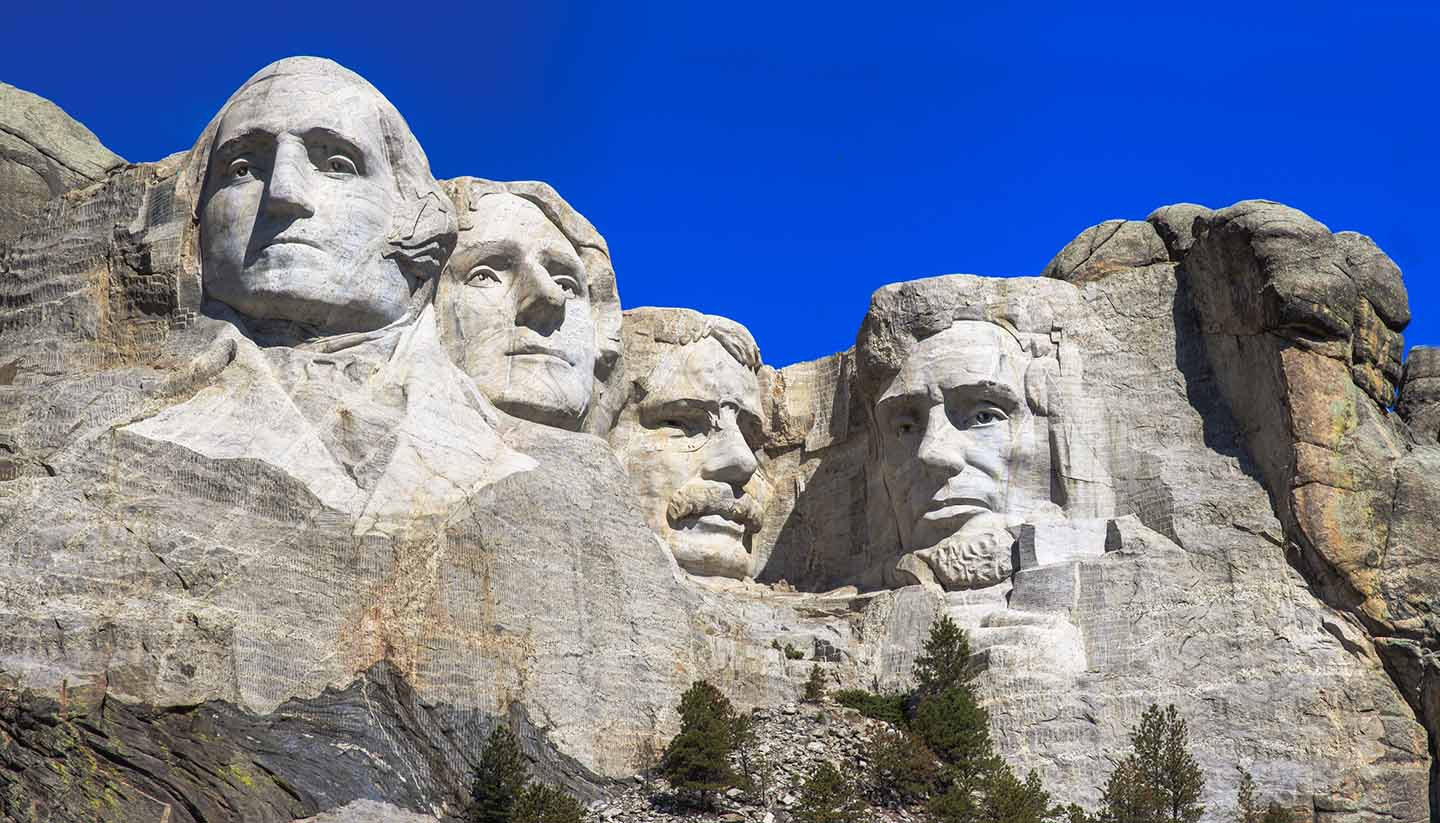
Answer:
[211, 128, 273, 164]
[452, 238, 521, 271]
[943, 379, 1024, 413]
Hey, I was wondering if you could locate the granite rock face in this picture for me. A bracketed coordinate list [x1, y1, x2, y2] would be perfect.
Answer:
[0, 82, 125, 242]
[1, 60, 1438, 823]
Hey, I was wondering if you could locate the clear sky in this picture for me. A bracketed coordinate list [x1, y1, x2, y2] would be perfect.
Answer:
[4, 1, 1434, 367]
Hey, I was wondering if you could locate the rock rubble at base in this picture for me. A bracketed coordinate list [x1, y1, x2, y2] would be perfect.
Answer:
[586, 702, 917, 823]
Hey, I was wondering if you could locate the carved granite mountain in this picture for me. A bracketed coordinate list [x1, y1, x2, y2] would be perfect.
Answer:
[1, 60, 1437, 823]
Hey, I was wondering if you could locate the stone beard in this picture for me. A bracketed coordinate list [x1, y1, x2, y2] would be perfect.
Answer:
[611, 332, 767, 580]
[436, 192, 598, 430]
[872, 320, 1039, 589]
[197, 60, 442, 338]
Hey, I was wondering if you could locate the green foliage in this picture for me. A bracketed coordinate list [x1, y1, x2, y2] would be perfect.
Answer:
[913, 615, 974, 699]
[468, 726, 530, 823]
[511, 783, 584, 823]
[980, 768, 1054, 823]
[466, 726, 584, 823]
[803, 664, 828, 703]
[659, 680, 742, 805]
[1095, 704, 1204, 823]
[786, 642, 806, 660]
[1236, 768, 1295, 823]
[911, 683, 996, 788]
[869, 727, 941, 803]
[834, 689, 908, 727]
[793, 760, 862, 823]
[731, 711, 765, 796]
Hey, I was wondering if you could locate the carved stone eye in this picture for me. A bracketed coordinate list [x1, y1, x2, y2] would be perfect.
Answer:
[230, 159, 251, 178]
[327, 155, 357, 174]
[971, 409, 1004, 426]
[466, 266, 501, 286]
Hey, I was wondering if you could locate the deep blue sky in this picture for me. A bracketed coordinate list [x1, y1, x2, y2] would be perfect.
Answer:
[4, 2, 1434, 367]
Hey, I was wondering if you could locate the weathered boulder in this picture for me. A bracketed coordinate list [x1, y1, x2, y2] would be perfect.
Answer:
[1401, 346, 1440, 443]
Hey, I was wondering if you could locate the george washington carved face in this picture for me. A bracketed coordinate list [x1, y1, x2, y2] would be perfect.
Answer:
[197, 58, 451, 337]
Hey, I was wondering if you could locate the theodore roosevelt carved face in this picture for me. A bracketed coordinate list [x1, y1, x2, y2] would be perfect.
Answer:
[197, 58, 451, 337]
[437, 192, 600, 430]
[610, 311, 767, 580]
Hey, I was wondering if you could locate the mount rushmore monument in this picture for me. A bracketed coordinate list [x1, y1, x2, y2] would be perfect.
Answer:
[1, 57, 1438, 821]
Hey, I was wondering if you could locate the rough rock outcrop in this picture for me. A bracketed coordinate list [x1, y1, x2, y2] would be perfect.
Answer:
[2, 64, 1438, 823]
[0, 82, 124, 242]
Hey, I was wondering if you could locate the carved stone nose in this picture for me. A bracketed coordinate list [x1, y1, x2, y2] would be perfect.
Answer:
[264, 139, 316, 219]
[513, 260, 567, 332]
[702, 420, 757, 488]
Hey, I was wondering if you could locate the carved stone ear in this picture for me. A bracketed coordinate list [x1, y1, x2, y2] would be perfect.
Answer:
[1025, 356, 1059, 417]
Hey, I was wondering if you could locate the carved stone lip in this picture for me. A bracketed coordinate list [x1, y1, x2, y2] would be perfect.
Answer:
[921, 497, 990, 520]
[506, 344, 575, 365]
[684, 512, 747, 537]
[259, 235, 324, 251]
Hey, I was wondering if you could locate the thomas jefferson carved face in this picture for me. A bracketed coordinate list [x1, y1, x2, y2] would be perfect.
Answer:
[874, 321, 1030, 553]
[200, 70, 410, 334]
[611, 336, 766, 579]
[437, 194, 598, 430]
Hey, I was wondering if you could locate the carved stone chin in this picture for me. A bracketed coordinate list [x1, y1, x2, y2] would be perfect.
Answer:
[910, 514, 1017, 590]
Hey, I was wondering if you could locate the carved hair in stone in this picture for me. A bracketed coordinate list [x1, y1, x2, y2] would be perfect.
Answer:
[176, 56, 455, 340]
[854, 278, 1114, 589]
[609, 308, 768, 579]
[437, 178, 622, 432]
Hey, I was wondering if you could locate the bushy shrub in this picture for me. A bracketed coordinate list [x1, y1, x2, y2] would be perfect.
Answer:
[1236, 769, 1295, 823]
[793, 760, 862, 823]
[834, 689, 908, 726]
[869, 727, 941, 803]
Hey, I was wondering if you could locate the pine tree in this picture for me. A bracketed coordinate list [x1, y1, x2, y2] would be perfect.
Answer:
[911, 681, 997, 786]
[658, 680, 741, 807]
[468, 726, 531, 823]
[1096, 704, 1204, 823]
[869, 727, 940, 803]
[511, 783, 585, 823]
[793, 760, 861, 823]
[981, 767, 1054, 823]
[803, 664, 828, 703]
[913, 615, 974, 698]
